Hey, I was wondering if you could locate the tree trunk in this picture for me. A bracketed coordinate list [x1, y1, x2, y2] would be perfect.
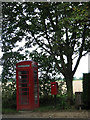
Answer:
[65, 53, 73, 105]
[66, 75, 73, 105]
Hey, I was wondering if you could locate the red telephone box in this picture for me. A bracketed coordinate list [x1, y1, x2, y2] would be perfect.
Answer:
[51, 82, 58, 95]
[16, 60, 39, 110]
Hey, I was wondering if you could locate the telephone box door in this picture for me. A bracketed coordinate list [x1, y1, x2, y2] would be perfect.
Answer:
[17, 70, 30, 109]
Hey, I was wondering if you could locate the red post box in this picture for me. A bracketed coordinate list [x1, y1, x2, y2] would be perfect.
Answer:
[16, 60, 39, 110]
[51, 82, 58, 95]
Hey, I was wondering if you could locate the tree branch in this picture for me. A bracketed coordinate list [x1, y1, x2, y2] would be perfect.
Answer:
[66, 27, 69, 46]
[73, 24, 87, 76]
[43, 18, 55, 56]
[71, 32, 76, 52]
[47, 11, 56, 31]
[42, 18, 67, 76]
[82, 50, 90, 57]
[53, 55, 67, 77]
[30, 31, 51, 55]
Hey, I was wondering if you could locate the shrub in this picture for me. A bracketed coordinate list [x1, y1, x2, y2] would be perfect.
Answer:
[2, 82, 16, 109]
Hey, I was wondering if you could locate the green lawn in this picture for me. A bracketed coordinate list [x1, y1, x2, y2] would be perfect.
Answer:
[2, 108, 18, 114]
[2, 105, 82, 114]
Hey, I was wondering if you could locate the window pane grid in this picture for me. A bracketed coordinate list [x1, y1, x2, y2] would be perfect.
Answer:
[18, 70, 29, 105]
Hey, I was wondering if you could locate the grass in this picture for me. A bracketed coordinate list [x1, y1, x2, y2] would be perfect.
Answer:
[2, 104, 88, 114]
[2, 108, 18, 114]
[32, 104, 78, 112]
[2, 104, 75, 114]
[2, 106, 56, 114]
[33, 105, 56, 112]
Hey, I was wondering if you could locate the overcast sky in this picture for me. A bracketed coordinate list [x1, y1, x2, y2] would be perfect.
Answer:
[74, 54, 88, 78]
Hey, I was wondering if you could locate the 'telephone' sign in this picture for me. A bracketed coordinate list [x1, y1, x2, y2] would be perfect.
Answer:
[18, 65, 30, 68]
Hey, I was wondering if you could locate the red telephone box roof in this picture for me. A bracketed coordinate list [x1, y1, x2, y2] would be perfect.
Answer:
[16, 60, 38, 68]
[16, 60, 32, 65]
[51, 82, 57, 84]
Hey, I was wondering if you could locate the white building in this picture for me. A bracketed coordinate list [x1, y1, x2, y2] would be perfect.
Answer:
[88, 52, 90, 73]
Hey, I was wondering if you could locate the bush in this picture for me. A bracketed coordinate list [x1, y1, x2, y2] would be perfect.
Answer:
[39, 94, 72, 110]
[40, 95, 53, 106]
[2, 82, 16, 109]
[39, 80, 69, 109]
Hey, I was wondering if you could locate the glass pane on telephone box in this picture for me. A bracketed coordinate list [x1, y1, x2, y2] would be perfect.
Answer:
[33, 70, 38, 104]
[18, 71, 29, 105]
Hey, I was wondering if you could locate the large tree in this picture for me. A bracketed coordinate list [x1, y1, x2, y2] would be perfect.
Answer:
[2, 2, 90, 104]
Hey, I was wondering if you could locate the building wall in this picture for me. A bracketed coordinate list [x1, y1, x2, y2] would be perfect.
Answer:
[73, 80, 83, 94]
[58, 80, 83, 94]
[88, 52, 90, 73]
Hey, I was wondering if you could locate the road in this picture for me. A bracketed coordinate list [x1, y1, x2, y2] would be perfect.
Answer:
[1, 118, 90, 120]
[3, 111, 90, 117]
[2, 111, 90, 120]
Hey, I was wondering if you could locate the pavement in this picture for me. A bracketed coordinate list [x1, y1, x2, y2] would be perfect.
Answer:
[2, 111, 90, 119]
[1, 118, 90, 120]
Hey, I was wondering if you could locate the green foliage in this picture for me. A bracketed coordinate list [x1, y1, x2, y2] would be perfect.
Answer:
[29, 50, 60, 77]
[40, 95, 53, 106]
[39, 80, 68, 108]
[39, 94, 73, 110]
[39, 79, 51, 97]
[2, 2, 26, 85]
[29, 50, 62, 96]
[57, 95, 70, 109]
[2, 80, 16, 109]
[83, 73, 90, 109]
[2, 52, 25, 83]
[2, 108, 18, 114]
[58, 81, 67, 95]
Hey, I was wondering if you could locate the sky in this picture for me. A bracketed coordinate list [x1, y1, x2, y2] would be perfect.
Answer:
[73, 54, 88, 78]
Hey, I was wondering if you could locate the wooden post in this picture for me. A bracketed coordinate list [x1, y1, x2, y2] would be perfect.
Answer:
[75, 92, 83, 109]
[54, 95, 57, 106]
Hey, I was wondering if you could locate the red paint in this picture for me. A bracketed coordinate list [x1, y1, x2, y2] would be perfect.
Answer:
[51, 82, 58, 95]
[16, 60, 39, 110]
